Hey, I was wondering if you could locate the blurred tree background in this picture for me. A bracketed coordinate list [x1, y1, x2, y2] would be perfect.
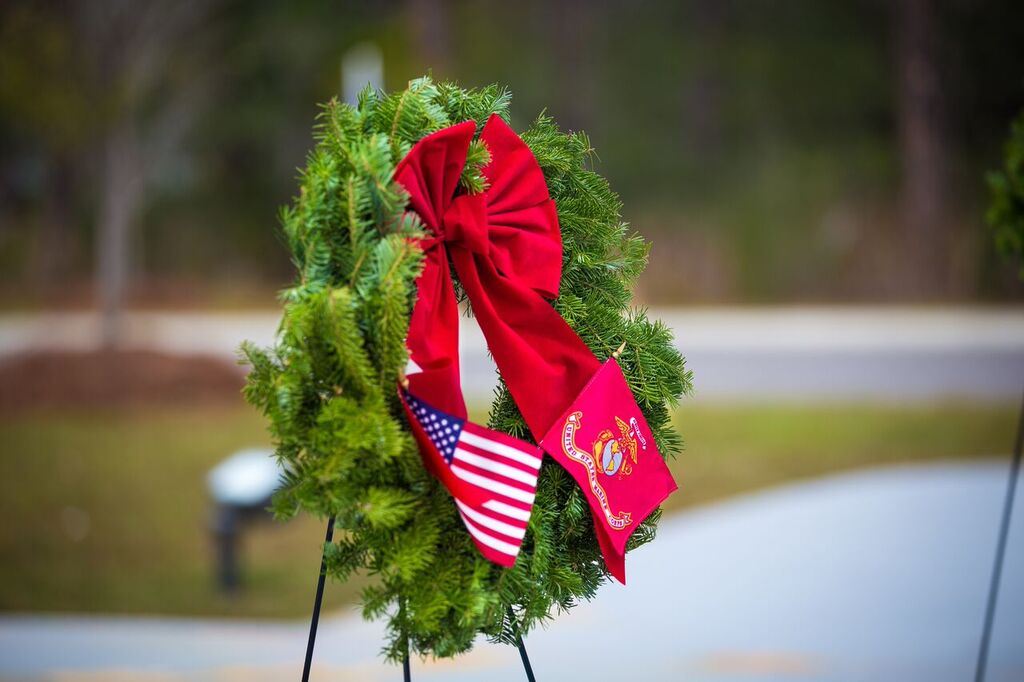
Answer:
[1, 0, 1022, 312]
[2, 0, 1023, 625]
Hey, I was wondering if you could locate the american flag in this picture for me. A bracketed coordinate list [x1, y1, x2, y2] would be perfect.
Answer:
[400, 389, 543, 566]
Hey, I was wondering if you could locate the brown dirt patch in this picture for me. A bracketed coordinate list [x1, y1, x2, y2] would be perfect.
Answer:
[0, 350, 246, 411]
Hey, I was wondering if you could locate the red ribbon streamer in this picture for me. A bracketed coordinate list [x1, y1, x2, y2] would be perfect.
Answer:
[394, 115, 599, 437]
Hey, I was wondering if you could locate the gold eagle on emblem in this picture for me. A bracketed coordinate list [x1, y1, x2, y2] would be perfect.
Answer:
[593, 416, 640, 479]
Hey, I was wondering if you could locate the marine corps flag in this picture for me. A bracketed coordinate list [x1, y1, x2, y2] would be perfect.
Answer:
[539, 359, 677, 584]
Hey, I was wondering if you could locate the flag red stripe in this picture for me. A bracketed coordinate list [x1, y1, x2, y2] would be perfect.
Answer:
[451, 458, 537, 496]
[455, 500, 527, 539]
[481, 498, 534, 521]
[456, 440, 540, 477]
[464, 503, 528, 536]
[461, 420, 540, 449]
[453, 449, 538, 487]
[399, 388, 541, 569]
[458, 511, 519, 566]
[460, 424, 543, 469]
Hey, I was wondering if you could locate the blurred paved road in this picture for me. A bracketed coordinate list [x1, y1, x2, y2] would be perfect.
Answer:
[1, 461, 1021, 681]
[1, 307, 1022, 401]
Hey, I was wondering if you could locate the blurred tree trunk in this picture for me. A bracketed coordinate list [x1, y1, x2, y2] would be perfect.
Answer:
[97, 123, 142, 347]
[77, 0, 216, 347]
[895, 0, 949, 298]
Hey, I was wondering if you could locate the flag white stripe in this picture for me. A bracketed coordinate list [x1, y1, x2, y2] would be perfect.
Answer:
[459, 512, 520, 557]
[454, 448, 538, 486]
[459, 431, 542, 470]
[451, 465, 536, 504]
[455, 500, 527, 539]
[483, 499, 533, 522]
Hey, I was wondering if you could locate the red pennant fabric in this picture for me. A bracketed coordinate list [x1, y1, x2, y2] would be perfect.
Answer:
[394, 115, 677, 581]
[538, 359, 677, 583]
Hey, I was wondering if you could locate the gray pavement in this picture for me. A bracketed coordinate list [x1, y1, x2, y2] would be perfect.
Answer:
[1, 307, 1022, 401]
[2, 461, 1022, 681]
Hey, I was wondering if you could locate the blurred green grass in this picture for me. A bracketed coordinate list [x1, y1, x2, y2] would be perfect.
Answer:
[0, 401, 1016, 619]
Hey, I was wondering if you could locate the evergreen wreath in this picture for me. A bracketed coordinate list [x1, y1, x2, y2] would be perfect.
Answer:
[242, 77, 691, 661]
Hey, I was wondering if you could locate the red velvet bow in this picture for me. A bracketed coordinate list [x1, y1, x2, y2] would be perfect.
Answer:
[395, 114, 600, 438]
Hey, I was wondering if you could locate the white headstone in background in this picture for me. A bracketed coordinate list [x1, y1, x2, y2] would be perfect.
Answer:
[341, 42, 384, 105]
[207, 448, 281, 507]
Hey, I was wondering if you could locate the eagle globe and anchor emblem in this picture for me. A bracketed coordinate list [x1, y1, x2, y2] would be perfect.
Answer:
[595, 416, 643, 478]
[559, 410, 649, 531]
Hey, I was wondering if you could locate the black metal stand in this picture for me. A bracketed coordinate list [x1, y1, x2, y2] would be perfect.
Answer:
[508, 607, 536, 682]
[300, 518, 537, 680]
[400, 597, 411, 682]
[301, 516, 335, 682]
[974, 389, 1023, 682]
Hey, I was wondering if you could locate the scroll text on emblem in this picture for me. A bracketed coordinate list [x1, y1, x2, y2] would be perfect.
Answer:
[561, 411, 632, 530]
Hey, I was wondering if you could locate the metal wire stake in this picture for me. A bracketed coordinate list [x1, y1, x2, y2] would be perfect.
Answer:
[974, 388, 1024, 682]
[400, 596, 411, 681]
[301, 523, 539, 682]
[301, 516, 335, 682]
[508, 607, 536, 682]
